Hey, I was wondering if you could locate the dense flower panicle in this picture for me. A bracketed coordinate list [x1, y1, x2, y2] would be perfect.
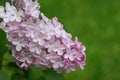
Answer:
[0, 0, 86, 73]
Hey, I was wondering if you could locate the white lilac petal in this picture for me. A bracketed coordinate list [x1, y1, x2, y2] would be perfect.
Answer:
[64, 49, 76, 61]
[62, 38, 73, 48]
[0, 6, 5, 18]
[0, 0, 86, 73]
[28, 42, 42, 54]
[51, 59, 63, 69]
[16, 45, 22, 51]
[20, 62, 28, 68]
[33, 33, 46, 45]
[44, 36, 55, 48]
[3, 2, 23, 22]
[45, 52, 58, 60]
[24, 0, 40, 18]
[0, 22, 6, 29]
[41, 13, 49, 22]
[53, 63, 59, 69]
[50, 40, 65, 55]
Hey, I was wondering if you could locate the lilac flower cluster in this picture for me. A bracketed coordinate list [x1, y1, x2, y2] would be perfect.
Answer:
[0, 0, 86, 73]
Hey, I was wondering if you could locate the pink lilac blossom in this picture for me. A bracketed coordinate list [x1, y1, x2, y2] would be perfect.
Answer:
[0, 0, 86, 73]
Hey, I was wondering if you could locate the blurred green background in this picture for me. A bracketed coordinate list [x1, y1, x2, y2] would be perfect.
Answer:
[39, 0, 120, 80]
[0, 0, 120, 80]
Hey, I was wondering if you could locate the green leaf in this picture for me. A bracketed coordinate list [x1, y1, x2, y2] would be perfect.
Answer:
[11, 73, 26, 80]
[27, 67, 44, 80]
[0, 29, 7, 59]
[0, 71, 8, 80]
[0, 0, 10, 6]
[0, 29, 7, 69]
[43, 69, 65, 80]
